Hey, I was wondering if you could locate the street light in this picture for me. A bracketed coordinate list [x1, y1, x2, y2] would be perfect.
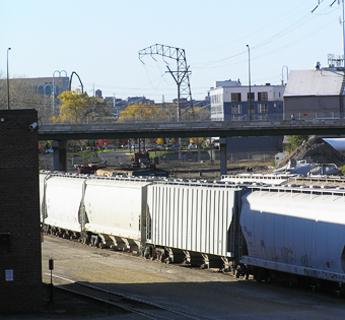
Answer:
[7, 47, 11, 110]
[246, 45, 251, 121]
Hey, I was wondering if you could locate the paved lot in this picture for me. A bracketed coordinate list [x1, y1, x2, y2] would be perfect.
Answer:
[29, 237, 345, 319]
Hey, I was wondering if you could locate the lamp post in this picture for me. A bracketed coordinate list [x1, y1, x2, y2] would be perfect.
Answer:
[246, 45, 251, 121]
[281, 65, 288, 85]
[7, 47, 11, 110]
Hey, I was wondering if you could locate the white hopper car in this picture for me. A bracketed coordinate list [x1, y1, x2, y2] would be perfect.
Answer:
[239, 185, 345, 286]
[145, 180, 243, 267]
[40, 172, 151, 251]
[40, 171, 345, 290]
[40, 172, 244, 268]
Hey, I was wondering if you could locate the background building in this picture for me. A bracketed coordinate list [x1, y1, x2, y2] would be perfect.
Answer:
[283, 63, 345, 120]
[210, 79, 285, 161]
[13, 76, 69, 98]
[210, 79, 284, 121]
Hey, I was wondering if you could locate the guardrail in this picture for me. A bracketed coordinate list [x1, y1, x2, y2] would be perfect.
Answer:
[38, 119, 345, 132]
[37, 119, 345, 140]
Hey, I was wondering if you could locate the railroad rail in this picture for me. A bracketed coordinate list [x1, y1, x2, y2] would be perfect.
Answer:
[46, 273, 214, 320]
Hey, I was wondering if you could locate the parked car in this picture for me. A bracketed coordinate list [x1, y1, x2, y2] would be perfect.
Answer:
[166, 145, 180, 151]
[45, 149, 54, 154]
[147, 146, 164, 152]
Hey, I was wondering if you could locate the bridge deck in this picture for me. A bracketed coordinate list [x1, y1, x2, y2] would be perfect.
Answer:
[38, 119, 345, 140]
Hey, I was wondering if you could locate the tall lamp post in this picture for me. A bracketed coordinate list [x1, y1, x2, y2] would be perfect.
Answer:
[7, 47, 11, 110]
[246, 44, 251, 121]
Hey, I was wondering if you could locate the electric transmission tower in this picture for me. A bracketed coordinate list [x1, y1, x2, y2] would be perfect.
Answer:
[139, 44, 194, 121]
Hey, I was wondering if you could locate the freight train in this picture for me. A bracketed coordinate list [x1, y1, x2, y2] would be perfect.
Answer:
[39, 171, 345, 292]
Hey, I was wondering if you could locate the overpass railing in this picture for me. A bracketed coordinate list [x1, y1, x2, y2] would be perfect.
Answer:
[38, 118, 345, 133]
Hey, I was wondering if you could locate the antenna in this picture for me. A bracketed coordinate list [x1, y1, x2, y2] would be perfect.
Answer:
[314, 0, 345, 66]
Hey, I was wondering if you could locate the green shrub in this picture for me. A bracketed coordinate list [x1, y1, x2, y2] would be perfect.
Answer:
[339, 165, 345, 176]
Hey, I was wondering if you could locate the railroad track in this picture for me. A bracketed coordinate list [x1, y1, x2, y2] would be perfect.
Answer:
[46, 274, 216, 320]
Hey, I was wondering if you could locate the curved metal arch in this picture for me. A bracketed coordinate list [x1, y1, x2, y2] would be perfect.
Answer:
[69, 71, 84, 93]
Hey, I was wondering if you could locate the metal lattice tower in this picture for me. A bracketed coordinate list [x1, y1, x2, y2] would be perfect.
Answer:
[139, 44, 194, 121]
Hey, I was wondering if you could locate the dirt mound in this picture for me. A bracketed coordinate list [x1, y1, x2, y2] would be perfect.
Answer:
[276, 137, 345, 169]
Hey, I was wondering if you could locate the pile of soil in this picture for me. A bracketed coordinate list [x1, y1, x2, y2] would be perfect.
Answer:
[276, 137, 345, 169]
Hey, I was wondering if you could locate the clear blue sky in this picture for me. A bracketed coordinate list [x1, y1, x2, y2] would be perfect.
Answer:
[1, 0, 344, 103]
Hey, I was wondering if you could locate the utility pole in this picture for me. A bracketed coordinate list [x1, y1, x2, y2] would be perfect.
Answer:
[7, 48, 11, 110]
[246, 45, 252, 121]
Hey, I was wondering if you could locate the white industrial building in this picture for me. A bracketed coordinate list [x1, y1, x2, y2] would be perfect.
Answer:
[210, 79, 285, 121]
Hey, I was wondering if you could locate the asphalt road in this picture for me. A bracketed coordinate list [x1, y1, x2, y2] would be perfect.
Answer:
[98, 149, 132, 166]
[38, 237, 345, 320]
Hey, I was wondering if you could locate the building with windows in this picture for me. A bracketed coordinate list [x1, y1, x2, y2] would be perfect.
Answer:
[210, 79, 285, 121]
[210, 79, 285, 161]
[11, 76, 69, 97]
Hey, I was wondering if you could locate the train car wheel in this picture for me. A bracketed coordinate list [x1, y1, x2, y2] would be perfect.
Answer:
[266, 274, 272, 284]
[255, 274, 262, 283]
[98, 243, 105, 249]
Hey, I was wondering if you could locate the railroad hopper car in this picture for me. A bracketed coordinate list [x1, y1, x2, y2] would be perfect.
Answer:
[39, 171, 345, 288]
[83, 176, 152, 250]
[40, 172, 86, 239]
[221, 174, 296, 186]
[239, 186, 345, 285]
[145, 180, 245, 268]
[40, 172, 152, 251]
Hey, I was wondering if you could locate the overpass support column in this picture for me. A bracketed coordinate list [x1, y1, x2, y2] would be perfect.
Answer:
[219, 137, 227, 176]
[52, 140, 67, 172]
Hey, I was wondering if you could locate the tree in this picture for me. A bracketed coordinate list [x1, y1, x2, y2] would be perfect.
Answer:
[52, 89, 111, 124]
[156, 138, 164, 145]
[286, 135, 309, 153]
[183, 106, 210, 121]
[118, 102, 160, 123]
[189, 137, 205, 145]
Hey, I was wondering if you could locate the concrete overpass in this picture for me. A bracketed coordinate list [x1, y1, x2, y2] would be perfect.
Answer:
[38, 119, 345, 174]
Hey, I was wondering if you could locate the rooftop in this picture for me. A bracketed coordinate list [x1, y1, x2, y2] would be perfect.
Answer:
[284, 68, 345, 97]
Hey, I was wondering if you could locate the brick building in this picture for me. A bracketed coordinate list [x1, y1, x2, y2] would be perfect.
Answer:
[0, 109, 42, 313]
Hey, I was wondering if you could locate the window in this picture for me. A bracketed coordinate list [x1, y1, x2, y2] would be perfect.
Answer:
[231, 93, 241, 102]
[247, 92, 254, 100]
[258, 92, 268, 101]
[211, 94, 222, 104]
[257, 115, 268, 120]
[258, 104, 268, 113]
[231, 104, 242, 114]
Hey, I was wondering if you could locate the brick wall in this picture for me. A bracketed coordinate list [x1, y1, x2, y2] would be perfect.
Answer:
[0, 110, 42, 313]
